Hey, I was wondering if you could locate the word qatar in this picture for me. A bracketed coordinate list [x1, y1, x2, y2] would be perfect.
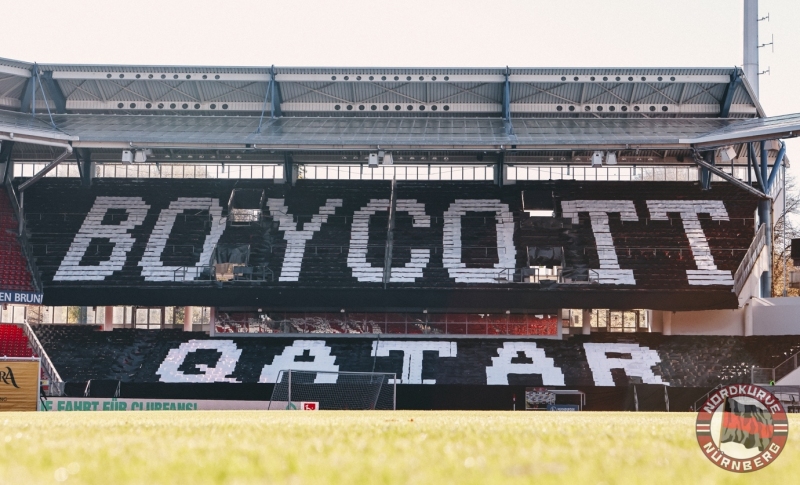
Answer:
[156, 339, 669, 387]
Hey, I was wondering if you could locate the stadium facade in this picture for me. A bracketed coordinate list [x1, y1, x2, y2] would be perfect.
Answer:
[2, 7, 800, 408]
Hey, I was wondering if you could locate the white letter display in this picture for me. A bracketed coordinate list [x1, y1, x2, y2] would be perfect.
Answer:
[156, 340, 241, 383]
[347, 199, 431, 283]
[371, 341, 457, 384]
[646, 200, 733, 285]
[442, 200, 516, 283]
[258, 340, 340, 384]
[139, 198, 226, 281]
[267, 198, 343, 282]
[583, 343, 666, 386]
[560, 200, 638, 285]
[54, 197, 150, 281]
[485, 342, 565, 385]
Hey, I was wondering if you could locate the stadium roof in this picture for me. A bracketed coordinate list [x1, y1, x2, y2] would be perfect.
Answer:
[2, 58, 799, 153]
[0, 59, 762, 118]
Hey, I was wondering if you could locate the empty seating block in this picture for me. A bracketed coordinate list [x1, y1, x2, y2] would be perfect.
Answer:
[32, 325, 800, 388]
[0, 324, 35, 357]
[0, 189, 34, 292]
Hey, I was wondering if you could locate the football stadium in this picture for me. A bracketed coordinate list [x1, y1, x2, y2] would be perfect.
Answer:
[2, 0, 800, 482]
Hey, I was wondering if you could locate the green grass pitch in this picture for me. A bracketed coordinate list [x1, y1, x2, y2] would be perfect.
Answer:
[1, 411, 797, 484]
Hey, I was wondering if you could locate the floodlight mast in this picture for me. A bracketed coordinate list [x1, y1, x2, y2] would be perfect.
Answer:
[744, 0, 760, 97]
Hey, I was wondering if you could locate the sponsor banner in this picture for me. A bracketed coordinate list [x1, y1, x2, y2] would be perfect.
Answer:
[0, 290, 43, 305]
[547, 404, 580, 411]
[42, 398, 280, 412]
[301, 402, 319, 411]
[0, 360, 40, 411]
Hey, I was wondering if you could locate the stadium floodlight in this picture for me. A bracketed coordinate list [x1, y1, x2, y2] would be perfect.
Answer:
[605, 152, 617, 165]
[121, 150, 134, 164]
[368, 153, 379, 167]
[382, 152, 393, 165]
[591, 151, 603, 167]
[719, 146, 737, 162]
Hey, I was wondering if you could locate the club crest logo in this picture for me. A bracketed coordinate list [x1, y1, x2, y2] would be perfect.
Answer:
[696, 384, 788, 472]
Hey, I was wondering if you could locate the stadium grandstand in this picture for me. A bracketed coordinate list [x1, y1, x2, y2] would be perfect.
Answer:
[2, 7, 800, 409]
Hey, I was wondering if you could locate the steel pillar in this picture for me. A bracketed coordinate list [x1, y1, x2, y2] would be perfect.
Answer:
[76, 148, 94, 186]
[284, 152, 296, 186]
[0, 140, 13, 184]
[700, 151, 715, 190]
[494, 152, 505, 187]
[758, 140, 772, 297]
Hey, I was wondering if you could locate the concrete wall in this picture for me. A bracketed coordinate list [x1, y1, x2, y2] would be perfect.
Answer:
[738, 244, 770, 304]
[664, 308, 746, 336]
[652, 297, 800, 336]
[751, 297, 800, 335]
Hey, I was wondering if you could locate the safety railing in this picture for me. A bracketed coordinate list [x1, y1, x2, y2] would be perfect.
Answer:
[494, 267, 562, 284]
[691, 384, 725, 412]
[13, 162, 284, 180]
[20, 210, 758, 229]
[20, 321, 64, 396]
[751, 350, 800, 385]
[733, 224, 766, 296]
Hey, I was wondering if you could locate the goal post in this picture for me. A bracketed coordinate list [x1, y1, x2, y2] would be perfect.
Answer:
[269, 370, 397, 410]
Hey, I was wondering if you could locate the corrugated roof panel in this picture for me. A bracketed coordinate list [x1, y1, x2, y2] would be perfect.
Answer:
[27, 113, 759, 148]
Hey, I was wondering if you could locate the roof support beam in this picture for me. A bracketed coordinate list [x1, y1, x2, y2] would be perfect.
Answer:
[271, 66, 282, 118]
[719, 69, 742, 118]
[40, 71, 67, 114]
[691, 150, 767, 199]
[18, 147, 73, 192]
[748, 142, 765, 191]
[19, 73, 35, 113]
[766, 140, 786, 192]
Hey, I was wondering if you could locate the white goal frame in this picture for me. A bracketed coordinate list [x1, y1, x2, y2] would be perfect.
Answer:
[269, 369, 397, 410]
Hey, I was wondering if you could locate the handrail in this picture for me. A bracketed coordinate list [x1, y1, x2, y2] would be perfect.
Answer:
[751, 349, 800, 384]
[19, 321, 64, 396]
[21, 211, 759, 226]
[733, 224, 766, 296]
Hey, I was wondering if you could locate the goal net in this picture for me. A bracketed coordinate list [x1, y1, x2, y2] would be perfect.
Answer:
[269, 370, 396, 410]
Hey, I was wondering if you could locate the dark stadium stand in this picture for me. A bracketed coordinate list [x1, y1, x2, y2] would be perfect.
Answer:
[33, 325, 800, 388]
[20, 180, 758, 286]
[0, 323, 35, 357]
[16, 179, 759, 310]
[0, 190, 35, 292]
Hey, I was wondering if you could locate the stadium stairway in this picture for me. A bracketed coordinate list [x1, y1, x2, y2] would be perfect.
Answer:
[0, 188, 36, 293]
[32, 325, 800, 388]
[0, 323, 36, 357]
